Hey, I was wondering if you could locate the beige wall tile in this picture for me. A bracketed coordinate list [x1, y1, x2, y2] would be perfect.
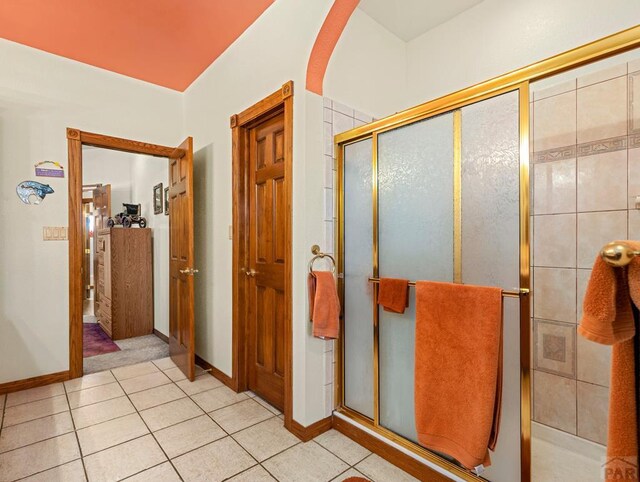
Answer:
[533, 79, 576, 102]
[534, 91, 576, 152]
[577, 382, 609, 445]
[533, 370, 577, 434]
[577, 76, 628, 143]
[534, 320, 576, 378]
[628, 148, 640, 209]
[629, 72, 640, 133]
[154, 415, 225, 458]
[577, 334, 612, 387]
[533, 268, 577, 323]
[577, 211, 628, 268]
[173, 436, 256, 481]
[83, 434, 166, 482]
[576, 269, 592, 321]
[533, 160, 576, 214]
[577, 150, 628, 212]
[534, 214, 577, 267]
[76, 413, 148, 456]
[577, 63, 627, 88]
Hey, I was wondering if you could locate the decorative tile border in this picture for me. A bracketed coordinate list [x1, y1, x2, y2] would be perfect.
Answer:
[629, 71, 640, 134]
[533, 319, 576, 378]
[534, 134, 633, 163]
[577, 135, 627, 157]
[534, 145, 576, 163]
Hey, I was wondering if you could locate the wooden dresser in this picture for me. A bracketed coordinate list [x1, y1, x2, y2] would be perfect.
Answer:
[96, 228, 153, 340]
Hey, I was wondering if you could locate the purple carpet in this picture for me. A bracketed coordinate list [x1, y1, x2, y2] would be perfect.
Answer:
[83, 323, 120, 358]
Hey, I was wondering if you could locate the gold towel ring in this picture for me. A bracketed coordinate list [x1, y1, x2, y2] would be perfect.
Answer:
[308, 245, 336, 274]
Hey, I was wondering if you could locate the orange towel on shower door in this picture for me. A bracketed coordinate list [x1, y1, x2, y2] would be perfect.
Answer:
[308, 271, 341, 339]
[378, 278, 409, 313]
[579, 241, 640, 480]
[414, 281, 503, 470]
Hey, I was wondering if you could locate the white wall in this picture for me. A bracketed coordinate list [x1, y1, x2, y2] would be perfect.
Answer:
[83, 147, 133, 210]
[0, 39, 182, 384]
[185, 0, 336, 425]
[405, 0, 640, 106]
[324, 8, 408, 119]
[131, 154, 170, 338]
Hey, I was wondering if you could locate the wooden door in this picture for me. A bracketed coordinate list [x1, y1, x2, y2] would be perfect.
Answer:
[168, 137, 196, 381]
[247, 111, 286, 410]
[92, 185, 111, 313]
[82, 201, 92, 300]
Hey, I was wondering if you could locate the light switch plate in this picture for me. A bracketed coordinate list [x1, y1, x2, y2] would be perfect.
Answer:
[229, 225, 233, 240]
[43, 226, 68, 241]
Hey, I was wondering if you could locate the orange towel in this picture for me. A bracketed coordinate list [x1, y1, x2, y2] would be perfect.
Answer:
[378, 278, 410, 314]
[414, 281, 503, 470]
[578, 242, 640, 480]
[308, 271, 340, 339]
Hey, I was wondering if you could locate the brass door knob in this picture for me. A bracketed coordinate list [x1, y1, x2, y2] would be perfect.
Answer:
[179, 267, 199, 275]
[246, 269, 258, 277]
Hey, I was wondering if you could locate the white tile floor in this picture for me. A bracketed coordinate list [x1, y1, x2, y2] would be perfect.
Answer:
[0, 359, 418, 482]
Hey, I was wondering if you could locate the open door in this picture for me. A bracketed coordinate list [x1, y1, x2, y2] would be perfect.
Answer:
[168, 137, 196, 381]
[92, 185, 111, 315]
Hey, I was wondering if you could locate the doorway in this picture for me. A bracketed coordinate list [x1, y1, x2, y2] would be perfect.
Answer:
[67, 129, 197, 381]
[232, 81, 294, 430]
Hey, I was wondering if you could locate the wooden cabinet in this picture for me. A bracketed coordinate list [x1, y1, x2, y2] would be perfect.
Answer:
[96, 228, 153, 340]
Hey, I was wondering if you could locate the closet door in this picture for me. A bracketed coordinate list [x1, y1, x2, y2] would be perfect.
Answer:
[377, 113, 455, 441]
[342, 138, 374, 418]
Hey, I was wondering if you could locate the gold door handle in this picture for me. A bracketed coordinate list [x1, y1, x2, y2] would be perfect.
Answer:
[246, 269, 258, 277]
[180, 268, 199, 275]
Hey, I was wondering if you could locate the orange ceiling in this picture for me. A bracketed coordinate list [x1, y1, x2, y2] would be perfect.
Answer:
[0, 0, 274, 91]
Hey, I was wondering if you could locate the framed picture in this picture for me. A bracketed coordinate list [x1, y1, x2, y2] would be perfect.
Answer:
[153, 183, 163, 214]
[164, 187, 169, 215]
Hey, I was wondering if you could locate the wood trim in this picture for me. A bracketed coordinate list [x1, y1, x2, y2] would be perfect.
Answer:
[195, 354, 237, 391]
[231, 81, 294, 433]
[153, 329, 169, 344]
[289, 416, 332, 442]
[332, 416, 450, 482]
[0, 371, 70, 395]
[68, 128, 175, 157]
[68, 128, 181, 380]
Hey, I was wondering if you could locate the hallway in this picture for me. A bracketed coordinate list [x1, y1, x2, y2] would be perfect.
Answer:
[0, 359, 416, 482]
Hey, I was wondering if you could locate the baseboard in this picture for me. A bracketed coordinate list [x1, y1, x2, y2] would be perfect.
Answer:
[289, 416, 332, 442]
[153, 329, 169, 343]
[332, 415, 450, 482]
[195, 354, 237, 391]
[0, 370, 70, 395]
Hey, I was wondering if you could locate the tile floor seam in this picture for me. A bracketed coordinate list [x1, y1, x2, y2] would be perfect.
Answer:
[201, 393, 265, 420]
[62, 383, 90, 482]
[310, 438, 357, 469]
[11, 456, 84, 482]
[242, 439, 303, 466]
[111, 374, 184, 481]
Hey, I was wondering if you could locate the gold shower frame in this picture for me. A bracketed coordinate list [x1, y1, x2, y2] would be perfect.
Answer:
[333, 25, 640, 482]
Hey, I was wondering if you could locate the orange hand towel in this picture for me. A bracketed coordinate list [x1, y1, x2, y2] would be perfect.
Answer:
[308, 271, 341, 339]
[414, 281, 503, 470]
[578, 241, 640, 479]
[378, 278, 410, 314]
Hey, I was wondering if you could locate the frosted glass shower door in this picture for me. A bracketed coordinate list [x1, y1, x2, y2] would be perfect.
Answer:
[343, 138, 374, 418]
[378, 114, 455, 441]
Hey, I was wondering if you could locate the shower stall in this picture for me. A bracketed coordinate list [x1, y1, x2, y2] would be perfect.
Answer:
[333, 29, 640, 482]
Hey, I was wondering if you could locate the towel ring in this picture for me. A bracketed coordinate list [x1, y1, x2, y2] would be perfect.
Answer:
[308, 244, 336, 274]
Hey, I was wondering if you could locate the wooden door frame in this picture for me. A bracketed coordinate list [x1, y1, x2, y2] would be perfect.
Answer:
[67, 128, 178, 379]
[231, 81, 294, 431]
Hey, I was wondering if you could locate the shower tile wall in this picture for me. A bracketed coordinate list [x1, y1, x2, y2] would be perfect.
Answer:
[322, 97, 373, 417]
[531, 60, 640, 446]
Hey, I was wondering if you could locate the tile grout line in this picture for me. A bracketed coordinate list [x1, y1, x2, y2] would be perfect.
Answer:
[111, 371, 186, 481]
[63, 377, 90, 482]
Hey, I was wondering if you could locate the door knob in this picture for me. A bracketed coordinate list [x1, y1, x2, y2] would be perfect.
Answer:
[179, 267, 199, 275]
[246, 269, 258, 277]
